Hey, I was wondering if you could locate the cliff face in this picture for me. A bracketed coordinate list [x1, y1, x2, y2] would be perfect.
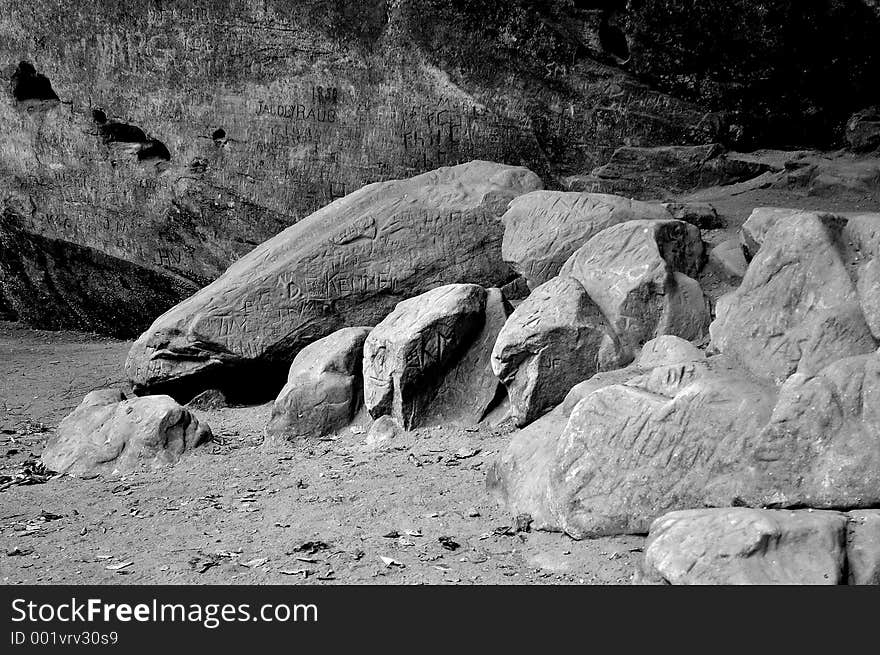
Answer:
[2, 1, 878, 335]
[0, 0, 709, 309]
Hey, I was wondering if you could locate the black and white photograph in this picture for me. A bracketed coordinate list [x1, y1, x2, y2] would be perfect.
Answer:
[2, 0, 880, 626]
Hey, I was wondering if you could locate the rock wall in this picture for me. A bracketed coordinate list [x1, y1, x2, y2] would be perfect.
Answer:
[0, 0, 710, 328]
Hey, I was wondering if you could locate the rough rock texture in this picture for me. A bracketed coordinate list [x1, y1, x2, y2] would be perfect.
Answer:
[566, 144, 771, 199]
[660, 202, 724, 230]
[1, 0, 714, 321]
[125, 161, 541, 400]
[777, 154, 880, 200]
[500, 191, 671, 289]
[707, 238, 748, 282]
[0, 212, 197, 337]
[491, 276, 626, 428]
[745, 353, 880, 510]
[846, 510, 880, 585]
[638, 508, 848, 585]
[489, 356, 778, 538]
[846, 107, 880, 153]
[362, 284, 486, 430]
[266, 327, 372, 444]
[711, 212, 879, 383]
[739, 207, 805, 259]
[559, 219, 709, 353]
[41, 390, 211, 477]
[425, 288, 510, 426]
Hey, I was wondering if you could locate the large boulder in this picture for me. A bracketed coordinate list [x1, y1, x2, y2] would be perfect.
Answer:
[362, 284, 487, 430]
[490, 356, 778, 538]
[125, 161, 542, 399]
[711, 212, 878, 384]
[559, 219, 709, 353]
[744, 352, 880, 510]
[500, 191, 671, 289]
[41, 391, 212, 477]
[490, 276, 627, 428]
[266, 326, 372, 444]
[638, 508, 848, 585]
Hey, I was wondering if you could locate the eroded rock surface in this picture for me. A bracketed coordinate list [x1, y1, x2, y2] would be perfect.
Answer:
[491, 276, 627, 428]
[125, 161, 541, 399]
[846, 510, 880, 585]
[559, 219, 709, 353]
[500, 191, 671, 289]
[362, 284, 486, 430]
[638, 508, 848, 585]
[267, 326, 372, 444]
[41, 390, 211, 477]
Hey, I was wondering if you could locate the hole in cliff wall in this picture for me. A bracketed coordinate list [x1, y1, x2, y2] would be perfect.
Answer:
[91, 107, 171, 166]
[137, 139, 171, 162]
[212, 128, 226, 142]
[9, 61, 59, 105]
[599, 12, 630, 62]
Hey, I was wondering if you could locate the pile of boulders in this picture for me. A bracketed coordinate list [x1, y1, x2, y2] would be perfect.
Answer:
[40, 159, 880, 585]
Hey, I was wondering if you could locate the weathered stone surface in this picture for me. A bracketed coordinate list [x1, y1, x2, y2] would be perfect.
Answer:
[744, 353, 880, 510]
[857, 258, 880, 340]
[41, 391, 211, 477]
[364, 415, 404, 451]
[846, 510, 880, 585]
[566, 144, 771, 199]
[425, 288, 510, 426]
[846, 106, 880, 153]
[707, 238, 748, 281]
[1, 1, 714, 328]
[638, 508, 848, 585]
[500, 191, 670, 289]
[559, 219, 708, 352]
[740, 207, 804, 259]
[362, 284, 486, 430]
[125, 161, 541, 399]
[778, 154, 880, 200]
[489, 356, 778, 538]
[561, 335, 705, 415]
[711, 212, 878, 383]
[185, 389, 228, 411]
[266, 326, 371, 443]
[491, 276, 627, 428]
[0, 213, 197, 338]
[660, 202, 724, 230]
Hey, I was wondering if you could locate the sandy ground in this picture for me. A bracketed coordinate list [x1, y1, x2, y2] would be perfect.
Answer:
[1, 184, 878, 585]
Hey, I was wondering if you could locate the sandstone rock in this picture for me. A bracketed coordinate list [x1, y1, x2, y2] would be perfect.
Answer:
[567, 144, 772, 199]
[639, 508, 848, 585]
[857, 258, 880, 339]
[778, 154, 880, 200]
[846, 510, 880, 585]
[744, 352, 880, 510]
[125, 161, 542, 398]
[660, 202, 724, 230]
[559, 219, 708, 352]
[561, 335, 705, 415]
[711, 212, 878, 383]
[846, 106, 880, 153]
[489, 356, 778, 538]
[500, 191, 670, 289]
[362, 284, 486, 430]
[425, 288, 510, 426]
[490, 276, 627, 428]
[266, 327, 371, 444]
[0, 213, 197, 338]
[41, 392, 211, 477]
[740, 207, 810, 259]
[707, 238, 748, 281]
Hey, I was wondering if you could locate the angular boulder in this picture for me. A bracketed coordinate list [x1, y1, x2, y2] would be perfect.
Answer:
[711, 212, 878, 384]
[362, 284, 487, 429]
[559, 219, 709, 352]
[490, 276, 627, 428]
[744, 352, 880, 510]
[707, 238, 748, 281]
[125, 161, 543, 398]
[41, 391, 212, 477]
[490, 356, 778, 538]
[846, 510, 880, 585]
[266, 326, 372, 444]
[638, 508, 848, 585]
[500, 191, 671, 289]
